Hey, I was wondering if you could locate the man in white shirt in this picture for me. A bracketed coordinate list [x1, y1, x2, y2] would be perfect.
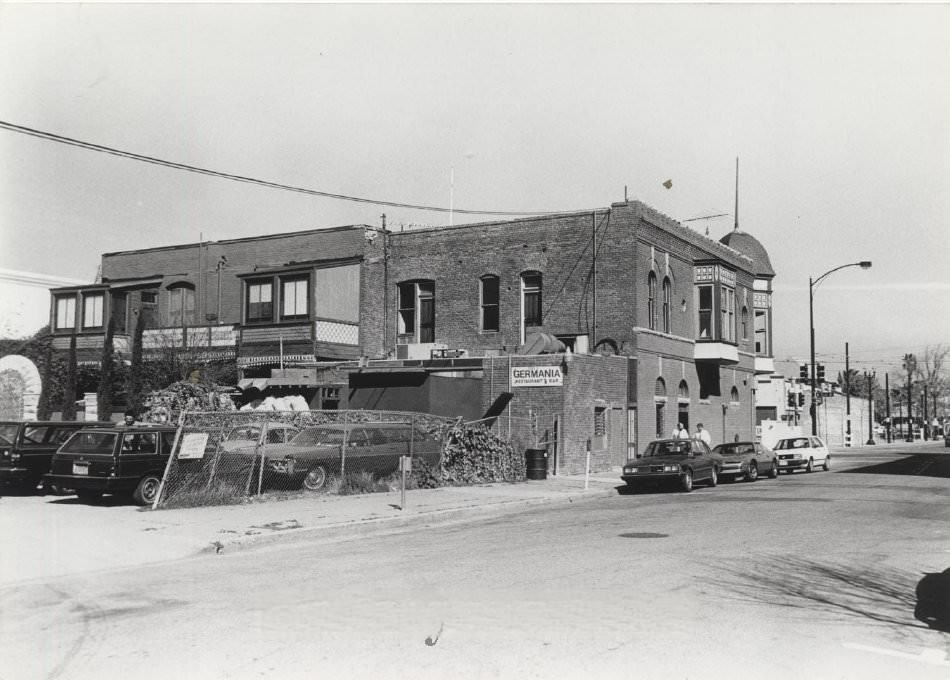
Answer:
[694, 423, 712, 446]
[671, 423, 689, 439]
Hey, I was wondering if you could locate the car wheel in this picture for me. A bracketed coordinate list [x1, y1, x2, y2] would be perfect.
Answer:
[805, 458, 814, 473]
[768, 460, 779, 479]
[76, 489, 102, 503]
[680, 469, 693, 492]
[708, 466, 718, 487]
[303, 466, 328, 491]
[133, 475, 162, 506]
[823, 456, 831, 471]
[746, 462, 758, 482]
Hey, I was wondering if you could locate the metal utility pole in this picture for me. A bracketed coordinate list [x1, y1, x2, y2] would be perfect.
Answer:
[865, 370, 876, 445]
[885, 372, 891, 443]
[845, 342, 852, 446]
[904, 354, 916, 442]
[923, 384, 929, 439]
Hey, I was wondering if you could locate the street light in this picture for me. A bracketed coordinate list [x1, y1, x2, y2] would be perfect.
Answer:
[809, 261, 872, 436]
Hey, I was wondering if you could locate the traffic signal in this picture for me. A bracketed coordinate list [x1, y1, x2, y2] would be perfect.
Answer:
[798, 393, 805, 406]
[799, 365, 808, 381]
[787, 393, 796, 408]
[817, 364, 825, 381]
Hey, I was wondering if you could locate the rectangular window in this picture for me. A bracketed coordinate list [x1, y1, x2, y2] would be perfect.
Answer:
[82, 293, 104, 329]
[522, 274, 542, 328]
[720, 287, 735, 342]
[480, 277, 499, 332]
[112, 292, 128, 333]
[55, 296, 76, 330]
[398, 282, 416, 336]
[281, 276, 309, 320]
[246, 281, 273, 323]
[754, 309, 768, 354]
[418, 282, 435, 343]
[397, 281, 436, 342]
[697, 286, 712, 339]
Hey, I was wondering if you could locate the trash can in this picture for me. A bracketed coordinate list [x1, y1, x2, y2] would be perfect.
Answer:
[525, 448, 548, 480]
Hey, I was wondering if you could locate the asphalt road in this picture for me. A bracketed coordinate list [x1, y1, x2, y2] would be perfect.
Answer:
[3, 443, 949, 680]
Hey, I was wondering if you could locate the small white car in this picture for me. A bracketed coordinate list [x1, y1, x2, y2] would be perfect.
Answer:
[773, 436, 830, 473]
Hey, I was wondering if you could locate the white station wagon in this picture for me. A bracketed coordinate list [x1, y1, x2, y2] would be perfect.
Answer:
[773, 436, 830, 473]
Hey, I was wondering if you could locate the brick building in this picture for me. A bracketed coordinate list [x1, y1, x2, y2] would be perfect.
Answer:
[48, 198, 776, 473]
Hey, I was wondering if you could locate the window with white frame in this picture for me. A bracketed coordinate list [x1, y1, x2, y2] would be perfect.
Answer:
[697, 285, 713, 339]
[480, 275, 499, 332]
[521, 272, 542, 333]
[246, 280, 273, 323]
[167, 284, 195, 327]
[721, 286, 735, 342]
[82, 293, 104, 329]
[398, 280, 435, 343]
[754, 309, 769, 354]
[281, 275, 309, 320]
[55, 295, 76, 331]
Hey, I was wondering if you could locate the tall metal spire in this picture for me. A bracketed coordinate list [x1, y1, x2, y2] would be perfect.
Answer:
[734, 156, 740, 232]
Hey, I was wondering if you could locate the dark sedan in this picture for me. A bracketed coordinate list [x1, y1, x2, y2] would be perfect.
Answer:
[711, 441, 779, 482]
[621, 438, 722, 492]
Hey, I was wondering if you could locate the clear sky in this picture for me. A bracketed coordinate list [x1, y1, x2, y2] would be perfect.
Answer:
[1, 3, 947, 379]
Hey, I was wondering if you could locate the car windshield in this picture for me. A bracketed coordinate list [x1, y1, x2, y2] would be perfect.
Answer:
[713, 443, 754, 456]
[290, 428, 347, 447]
[60, 431, 118, 454]
[775, 438, 810, 450]
[644, 441, 692, 457]
[0, 424, 19, 446]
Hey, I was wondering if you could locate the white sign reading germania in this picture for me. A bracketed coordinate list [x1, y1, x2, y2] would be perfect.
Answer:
[510, 365, 564, 387]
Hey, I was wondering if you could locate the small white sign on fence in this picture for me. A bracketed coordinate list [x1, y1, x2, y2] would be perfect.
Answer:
[178, 432, 209, 459]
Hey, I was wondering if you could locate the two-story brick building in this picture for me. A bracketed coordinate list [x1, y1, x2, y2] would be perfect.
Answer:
[48, 197, 776, 473]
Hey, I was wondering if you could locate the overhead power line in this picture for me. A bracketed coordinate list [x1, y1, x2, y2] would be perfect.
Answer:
[0, 119, 576, 217]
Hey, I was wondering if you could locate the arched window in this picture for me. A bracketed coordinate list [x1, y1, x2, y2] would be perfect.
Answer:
[521, 272, 542, 342]
[655, 377, 667, 397]
[662, 277, 672, 333]
[741, 306, 749, 341]
[730, 386, 740, 403]
[678, 380, 689, 400]
[654, 377, 667, 438]
[167, 283, 196, 327]
[647, 272, 657, 330]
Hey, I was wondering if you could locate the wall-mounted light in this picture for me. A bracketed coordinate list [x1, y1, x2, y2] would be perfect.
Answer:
[681, 299, 687, 313]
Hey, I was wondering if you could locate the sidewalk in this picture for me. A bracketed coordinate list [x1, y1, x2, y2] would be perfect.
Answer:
[0, 468, 623, 588]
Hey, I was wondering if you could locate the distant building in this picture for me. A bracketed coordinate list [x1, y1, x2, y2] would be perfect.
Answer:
[47, 198, 777, 473]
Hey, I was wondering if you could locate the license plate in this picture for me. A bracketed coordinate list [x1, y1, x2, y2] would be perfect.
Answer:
[778, 461, 787, 466]
[73, 463, 89, 476]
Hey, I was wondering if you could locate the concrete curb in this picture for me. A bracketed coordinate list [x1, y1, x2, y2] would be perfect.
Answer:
[200, 484, 619, 555]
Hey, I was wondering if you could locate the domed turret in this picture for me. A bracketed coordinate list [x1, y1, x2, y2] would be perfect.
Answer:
[719, 230, 775, 278]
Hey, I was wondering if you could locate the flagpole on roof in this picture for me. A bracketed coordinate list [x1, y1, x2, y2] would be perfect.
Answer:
[734, 157, 740, 232]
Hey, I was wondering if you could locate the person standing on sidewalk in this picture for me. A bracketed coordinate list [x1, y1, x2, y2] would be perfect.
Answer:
[693, 423, 711, 446]
[671, 423, 689, 439]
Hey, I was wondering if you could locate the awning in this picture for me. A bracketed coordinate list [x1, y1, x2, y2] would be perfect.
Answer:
[106, 276, 164, 290]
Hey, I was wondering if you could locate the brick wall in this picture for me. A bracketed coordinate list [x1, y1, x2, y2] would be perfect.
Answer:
[481, 354, 628, 475]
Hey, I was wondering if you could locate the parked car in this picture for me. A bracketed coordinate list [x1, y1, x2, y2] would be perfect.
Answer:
[264, 422, 442, 491]
[0, 420, 113, 492]
[711, 441, 779, 482]
[621, 438, 722, 492]
[44, 425, 179, 505]
[773, 436, 830, 473]
[220, 422, 299, 453]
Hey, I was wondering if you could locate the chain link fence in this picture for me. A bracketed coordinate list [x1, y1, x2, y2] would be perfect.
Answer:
[154, 410, 471, 509]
